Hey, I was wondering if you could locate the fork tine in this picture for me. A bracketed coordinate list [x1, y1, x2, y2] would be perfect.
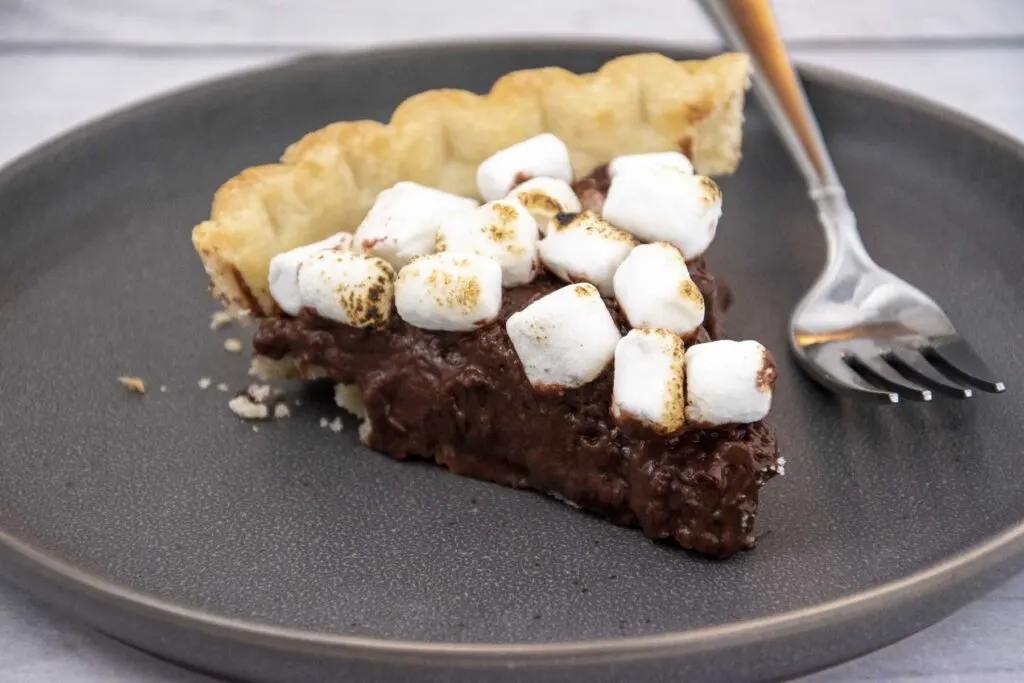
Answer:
[799, 349, 900, 403]
[924, 338, 1006, 394]
[884, 344, 973, 399]
[845, 353, 932, 402]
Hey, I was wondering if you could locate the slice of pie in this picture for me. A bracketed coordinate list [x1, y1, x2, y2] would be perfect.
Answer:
[192, 52, 782, 560]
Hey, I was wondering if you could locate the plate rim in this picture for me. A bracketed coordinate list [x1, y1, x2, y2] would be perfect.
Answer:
[2, 37, 1023, 667]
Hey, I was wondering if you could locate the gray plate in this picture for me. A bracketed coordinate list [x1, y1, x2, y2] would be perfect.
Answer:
[1, 41, 1023, 683]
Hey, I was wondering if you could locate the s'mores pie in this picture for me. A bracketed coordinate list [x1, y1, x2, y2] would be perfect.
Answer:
[192, 53, 780, 559]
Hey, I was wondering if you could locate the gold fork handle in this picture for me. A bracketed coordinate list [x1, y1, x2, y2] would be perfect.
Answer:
[702, 0, 840, 190]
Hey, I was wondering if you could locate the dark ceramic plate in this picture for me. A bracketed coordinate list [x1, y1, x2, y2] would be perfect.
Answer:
[1, 41, 1023, 683]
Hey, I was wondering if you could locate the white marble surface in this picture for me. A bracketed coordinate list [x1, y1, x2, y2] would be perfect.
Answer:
[1, 2, 1023, 682]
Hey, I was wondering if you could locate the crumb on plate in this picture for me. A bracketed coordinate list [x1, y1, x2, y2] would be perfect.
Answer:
[228, 394, 270, 420]
[118, 376, 146, 393]
[247, 383, 273, 403]
[210, 308, 253, 330]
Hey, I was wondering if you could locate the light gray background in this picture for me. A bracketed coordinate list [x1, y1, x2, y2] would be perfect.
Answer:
[1, 1, 1023, 681]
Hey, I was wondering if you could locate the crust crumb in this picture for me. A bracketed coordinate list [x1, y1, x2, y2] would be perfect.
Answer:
[228, 394, 270, 420]
[210, 309, 252, 330]
[211, 310, 235, 329]
[118, 376, 146, 393]
[198, 377, 212, 390]
[334, 383, 367, 419]
[217, 383, 230, 392]
[318, 415, 344, 432]
[247, 383, 273, 402]
[224, 338, 244, 353]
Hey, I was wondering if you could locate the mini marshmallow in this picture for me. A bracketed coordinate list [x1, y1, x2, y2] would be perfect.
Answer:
[476, 134, 574, 202]
[297, 250, 395, 327]
[395, 252, 503, 331]
[684, 340, 776, 427]
[608, 151, 694, 178]
[538, 211, 636, 296]
[613, 242, 705, 336]
[602, 167, 722, 259]
[506, 283, 621, 392]
[435, 198, 539, 287]
[508, 177, 582, 235]
[268, 232, 354, 315]
[354, 181, 478, 270]
[611, 329, 686, 435]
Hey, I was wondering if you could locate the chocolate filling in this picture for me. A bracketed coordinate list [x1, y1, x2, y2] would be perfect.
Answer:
[252, 166, 778, 559]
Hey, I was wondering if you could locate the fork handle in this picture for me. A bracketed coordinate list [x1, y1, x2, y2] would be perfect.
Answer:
[701, 0, 871, 262]
[701, 0, 839, 192]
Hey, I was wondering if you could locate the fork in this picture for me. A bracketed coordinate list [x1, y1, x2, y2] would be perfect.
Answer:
[701, 0, 1006, 403]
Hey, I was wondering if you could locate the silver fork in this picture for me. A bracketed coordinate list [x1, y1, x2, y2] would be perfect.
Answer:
[702, 0, 1005, 403]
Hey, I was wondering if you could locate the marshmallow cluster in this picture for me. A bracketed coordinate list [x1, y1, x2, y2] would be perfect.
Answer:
[508, 177, 582, 235]
[684, 340, 776, 426]
[602, 163, 722, 260]
[611, 329, 686, 435]
[268, 232, 354, 315]
[395, 252, 503, 331]
[538, 211, 636, 296]
[263, 137, 775, 433]
[613, 336, 776, 434]
[297, 250, 396, 327]
[435, 199, 539, 286]
[613, 242, 705, 337]
[476, 134, 574, 201]
[354, 181, 478, 270]
[506, 283, 620, 392]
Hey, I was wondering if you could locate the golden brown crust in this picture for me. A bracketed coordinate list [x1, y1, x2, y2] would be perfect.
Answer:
[193, 52, 751, 315]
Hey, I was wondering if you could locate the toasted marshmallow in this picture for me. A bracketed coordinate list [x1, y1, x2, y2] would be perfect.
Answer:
[395, 252, 503, 331]
[506, 283, 620, 392]
[613, 242, 705, 336]
[476, 134, 574, 202]
[602, 167, 722, 259]
[538, 211, 636, 296]
[685, 340, 776, 427]
[435, 198, 539, 287]
[268, 233, 354, 315]
[297, 250, 395, 327]
[608, 151, 694, 178]
[354, 181, 478, 270]
[611, 329, 686, 435]
[508, 177, 583, 235]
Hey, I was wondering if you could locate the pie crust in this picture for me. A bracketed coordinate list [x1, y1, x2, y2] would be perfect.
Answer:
[191, 52, 751, 316]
